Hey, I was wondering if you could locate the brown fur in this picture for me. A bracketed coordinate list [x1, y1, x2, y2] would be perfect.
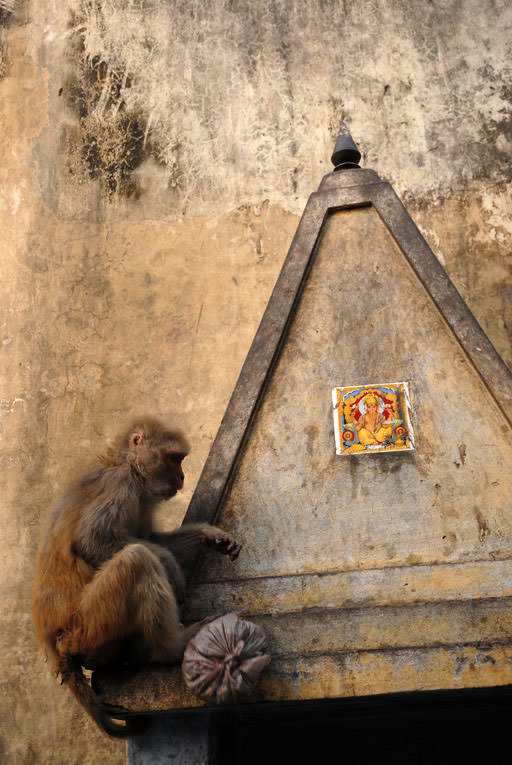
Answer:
[32, 417, 241, 737]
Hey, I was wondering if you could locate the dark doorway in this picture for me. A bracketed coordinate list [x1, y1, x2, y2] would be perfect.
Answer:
[210, 686, 512, 765]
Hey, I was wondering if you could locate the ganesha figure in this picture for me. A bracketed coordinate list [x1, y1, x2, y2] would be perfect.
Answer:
[354, 393, 393, 446]
[332, 381, 415, 455]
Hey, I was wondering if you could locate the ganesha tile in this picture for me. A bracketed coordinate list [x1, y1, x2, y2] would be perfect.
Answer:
[332, 381, 415, 456]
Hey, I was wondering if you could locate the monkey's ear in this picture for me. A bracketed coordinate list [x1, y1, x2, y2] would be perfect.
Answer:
[129, 430, 145, 450]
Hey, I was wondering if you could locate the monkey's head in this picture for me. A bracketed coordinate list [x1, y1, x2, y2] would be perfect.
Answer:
[109, 417, 190, 501]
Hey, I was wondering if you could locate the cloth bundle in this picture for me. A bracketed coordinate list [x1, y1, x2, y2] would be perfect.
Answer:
[182, 612, 270, 704]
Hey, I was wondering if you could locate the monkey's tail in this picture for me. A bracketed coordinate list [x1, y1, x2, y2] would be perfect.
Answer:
[58, 654, 146, 739]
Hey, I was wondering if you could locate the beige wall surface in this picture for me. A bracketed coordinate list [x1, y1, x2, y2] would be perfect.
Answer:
[1, 0, 511, 762]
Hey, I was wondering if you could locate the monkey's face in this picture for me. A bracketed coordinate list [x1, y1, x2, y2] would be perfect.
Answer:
[125, 420, 189, 502]
[142, 451, 186, 501]
[154, 449, 187, 498]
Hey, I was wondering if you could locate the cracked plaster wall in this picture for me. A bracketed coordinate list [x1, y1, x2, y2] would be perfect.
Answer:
[1, 0, 511, 762]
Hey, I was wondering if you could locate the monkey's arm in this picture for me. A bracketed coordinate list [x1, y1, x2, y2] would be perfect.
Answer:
[72, 473, 187, 599]
[151, 524, 241, 564]
[72, 472, 141, 567]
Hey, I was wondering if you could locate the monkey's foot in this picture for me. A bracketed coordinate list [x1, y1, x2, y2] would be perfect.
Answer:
[55, 627, 83, 661]
[100, 701, 131, 717]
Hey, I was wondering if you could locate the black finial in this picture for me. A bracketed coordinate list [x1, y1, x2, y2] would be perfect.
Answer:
[331, 122, 361, 170]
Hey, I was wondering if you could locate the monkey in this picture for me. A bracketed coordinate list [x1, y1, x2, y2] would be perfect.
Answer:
[32, 416, 241, 738]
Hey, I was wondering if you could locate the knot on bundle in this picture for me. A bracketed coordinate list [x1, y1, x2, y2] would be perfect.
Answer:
[182, 612, 270, 704]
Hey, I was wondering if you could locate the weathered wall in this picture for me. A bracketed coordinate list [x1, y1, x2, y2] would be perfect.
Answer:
[1, 0, 511, 761]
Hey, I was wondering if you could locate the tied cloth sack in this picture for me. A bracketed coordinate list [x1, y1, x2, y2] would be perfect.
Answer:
[182, 612, 270, 704]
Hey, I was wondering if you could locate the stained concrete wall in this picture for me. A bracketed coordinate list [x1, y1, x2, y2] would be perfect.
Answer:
[1, 0, 511, 762]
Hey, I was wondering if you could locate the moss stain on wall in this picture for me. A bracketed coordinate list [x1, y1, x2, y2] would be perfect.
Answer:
[64, 51, 146, 199]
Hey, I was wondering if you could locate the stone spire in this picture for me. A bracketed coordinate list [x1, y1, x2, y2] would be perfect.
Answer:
[331, 122, 361, 169]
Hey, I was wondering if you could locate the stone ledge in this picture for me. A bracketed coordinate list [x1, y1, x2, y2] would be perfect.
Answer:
[92, 599, 512, 715]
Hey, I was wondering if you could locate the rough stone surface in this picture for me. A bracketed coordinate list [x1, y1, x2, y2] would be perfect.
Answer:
[1, 0, 512, 762]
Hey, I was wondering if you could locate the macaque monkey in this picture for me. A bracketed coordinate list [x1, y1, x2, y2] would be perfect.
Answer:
[32, 417, 241, 737]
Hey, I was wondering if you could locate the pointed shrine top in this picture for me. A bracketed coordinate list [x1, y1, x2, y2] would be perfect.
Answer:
[331, 122, 361, 169]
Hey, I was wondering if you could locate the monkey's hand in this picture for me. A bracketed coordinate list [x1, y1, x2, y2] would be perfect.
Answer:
[202, 527, 241, 561]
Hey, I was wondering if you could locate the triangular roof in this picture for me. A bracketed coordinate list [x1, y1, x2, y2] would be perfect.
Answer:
[95, 144, 512, 715]
[183, 164, 512, 543]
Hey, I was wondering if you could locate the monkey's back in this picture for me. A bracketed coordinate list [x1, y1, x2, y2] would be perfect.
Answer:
[32, 485, 95, 659]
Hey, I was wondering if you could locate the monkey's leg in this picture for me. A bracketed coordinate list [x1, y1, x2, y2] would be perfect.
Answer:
[74, 543, 185, 664]
[152, 524, 242, 563]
